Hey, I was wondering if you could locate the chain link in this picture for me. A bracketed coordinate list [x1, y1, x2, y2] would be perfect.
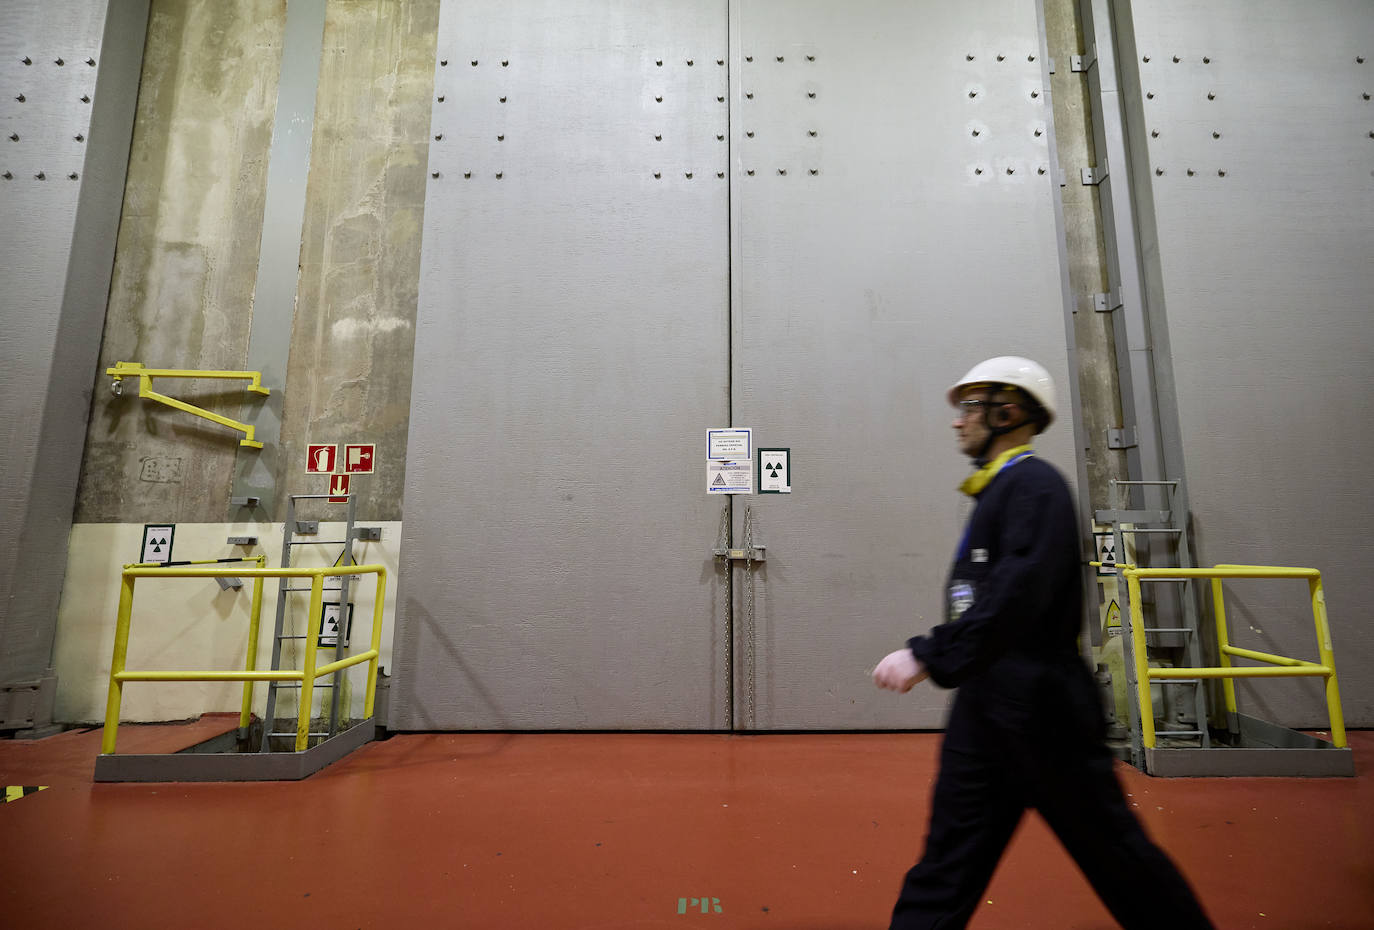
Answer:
[743, 505, 756, 730]
[716, 505, 732, 729]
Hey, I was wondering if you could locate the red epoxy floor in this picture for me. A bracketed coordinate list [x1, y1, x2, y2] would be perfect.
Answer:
[2, 720, 1372, 929]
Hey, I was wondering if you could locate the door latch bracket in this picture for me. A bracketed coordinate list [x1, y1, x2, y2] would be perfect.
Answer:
[714, 546, 766, 563]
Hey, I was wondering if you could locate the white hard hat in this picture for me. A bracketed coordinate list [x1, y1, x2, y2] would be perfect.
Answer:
[948, 356, 1057, 430]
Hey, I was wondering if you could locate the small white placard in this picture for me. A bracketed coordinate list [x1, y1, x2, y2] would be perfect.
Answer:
[759, 449, 791, 493]
[707, 428, 752, 461]
[1094, 531, 1117, 575]
[141, 524, 175, 564]
[318, 602, 353, 648]
[708, 460, 753, 495]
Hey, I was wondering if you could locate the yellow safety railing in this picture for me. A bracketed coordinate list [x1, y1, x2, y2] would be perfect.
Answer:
[1121, 564, 1345, 750]
[102, 561, 387, 755]
[106, 361, 271, 448]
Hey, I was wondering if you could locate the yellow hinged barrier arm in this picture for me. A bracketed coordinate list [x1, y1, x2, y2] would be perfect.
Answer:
[1121, 564, 1345, 750]
[106, 361, 271, 448]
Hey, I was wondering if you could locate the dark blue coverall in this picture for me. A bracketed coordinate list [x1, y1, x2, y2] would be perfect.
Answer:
[893, 453, 1213, 929]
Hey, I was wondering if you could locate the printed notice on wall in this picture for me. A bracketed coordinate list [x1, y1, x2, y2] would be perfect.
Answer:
[707, 428, 754, 494]
[759, 448, 791, 493]
[707, 428, 752, 461]
[708, 460, 753, 494]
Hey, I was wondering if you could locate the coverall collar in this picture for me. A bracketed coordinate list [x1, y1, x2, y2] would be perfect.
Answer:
[959, 444, 1034, 497]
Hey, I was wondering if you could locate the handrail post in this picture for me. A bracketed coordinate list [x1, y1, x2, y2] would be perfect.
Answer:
[297, 572, 326, 751]
[1310, 576, 1346, 748]
[101, 573, 137, 754]
[363, 567, 386, 719]
[241, 563, 266, 730]
[1210, 576, 1239, 733]
[1125, 570, 1156, 749]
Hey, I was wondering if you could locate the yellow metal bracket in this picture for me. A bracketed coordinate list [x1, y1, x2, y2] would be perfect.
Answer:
[106, 361, 271, 448]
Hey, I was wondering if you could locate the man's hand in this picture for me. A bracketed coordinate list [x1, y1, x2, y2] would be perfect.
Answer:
[872, 648, 929, 693]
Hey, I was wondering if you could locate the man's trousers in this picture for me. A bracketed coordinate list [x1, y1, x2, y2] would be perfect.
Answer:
[889, 656, 1214, 930]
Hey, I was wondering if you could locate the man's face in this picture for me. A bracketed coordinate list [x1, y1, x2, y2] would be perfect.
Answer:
[952, 387, 994, 458]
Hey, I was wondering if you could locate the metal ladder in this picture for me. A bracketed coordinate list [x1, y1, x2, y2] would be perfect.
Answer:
[1096, 479, 1210, 768]
[258, 492, 357, 752]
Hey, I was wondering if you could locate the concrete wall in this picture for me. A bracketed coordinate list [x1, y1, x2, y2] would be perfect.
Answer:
[281, 0, 438, 524]
[76, 0, 286, 523]
[75, 0, 438, 525]
[51, 0, 438, 722]
[53, 522, 399, 722]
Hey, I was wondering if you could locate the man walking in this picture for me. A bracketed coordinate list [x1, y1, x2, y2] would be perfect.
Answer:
[872, 357, 1212, 929]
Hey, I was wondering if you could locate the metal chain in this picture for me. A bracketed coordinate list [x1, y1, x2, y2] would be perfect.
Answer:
[743, 505, 756, 730]
[716, 505, 732, 729]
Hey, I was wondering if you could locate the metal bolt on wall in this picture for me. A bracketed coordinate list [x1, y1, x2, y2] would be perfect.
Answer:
[0, 48, 97, 185]
[1138, 52, 1230, 182]
[737, 47, 823, 182]
[961, 43, 1051, 183]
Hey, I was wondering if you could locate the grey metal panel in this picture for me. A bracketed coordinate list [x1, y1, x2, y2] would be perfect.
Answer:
[1115, 0, 1374, 726]
[0, 1, 148, 707]
[391, 0, 731, 729]
[732, 0, 1079, 729]
[231, 0, 327, 517]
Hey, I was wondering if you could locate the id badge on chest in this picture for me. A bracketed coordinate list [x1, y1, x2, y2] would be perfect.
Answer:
[948, 580, 976, 622]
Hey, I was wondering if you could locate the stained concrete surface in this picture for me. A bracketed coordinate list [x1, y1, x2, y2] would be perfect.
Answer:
[280, 0, 438, 523]
[76, 0, 287, 523]
[75, 0, 439, 524]
[1044, 0, 1129, 508]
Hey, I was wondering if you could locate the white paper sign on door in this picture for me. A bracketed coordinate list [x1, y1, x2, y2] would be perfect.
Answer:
[707, 460, 753, 495]
[706, 428, 753, 494]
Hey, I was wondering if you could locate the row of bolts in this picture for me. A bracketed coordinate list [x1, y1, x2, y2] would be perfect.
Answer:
[8, 55, 97, 125]
[4, 124, 87, 178]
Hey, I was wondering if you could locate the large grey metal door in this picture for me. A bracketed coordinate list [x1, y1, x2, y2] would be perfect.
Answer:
[391, 0, 1078, 730]
[729, 0, 1077, 729]
[391, 0, 732, 729]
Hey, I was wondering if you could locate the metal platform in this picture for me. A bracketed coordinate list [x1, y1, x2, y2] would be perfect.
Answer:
[93, 717, 376, 783]
[1144, 714, 1353, 778]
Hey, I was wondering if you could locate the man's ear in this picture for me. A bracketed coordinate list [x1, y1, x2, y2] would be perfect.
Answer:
[991, 401, 1027, 430]
[990, 402, 1014, 428]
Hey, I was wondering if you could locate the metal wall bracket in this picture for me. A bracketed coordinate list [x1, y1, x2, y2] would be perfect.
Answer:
[230, 496, 261, 509]
[1071, 44, 1097, 73]
[714, 546, 766, 563]
[226, 536, 259, 546]
[106, 361, 271, 448]
[354, 526, 382, 541]
[1093, 288, 1123, 312]
[1107, 427, 1139, 450]
[1081, 160, 1107, 185]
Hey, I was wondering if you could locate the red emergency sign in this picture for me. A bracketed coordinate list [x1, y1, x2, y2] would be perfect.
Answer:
[306, 444, 337, 474]
[328, 473, 350, 502]
[344, 443, 376, 474]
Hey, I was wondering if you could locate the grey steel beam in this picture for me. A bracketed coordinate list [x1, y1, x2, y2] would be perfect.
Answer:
[1077, 0, 1177, 510]
[1036, 0, 1100, 651]
[231, 0, 327, 518]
